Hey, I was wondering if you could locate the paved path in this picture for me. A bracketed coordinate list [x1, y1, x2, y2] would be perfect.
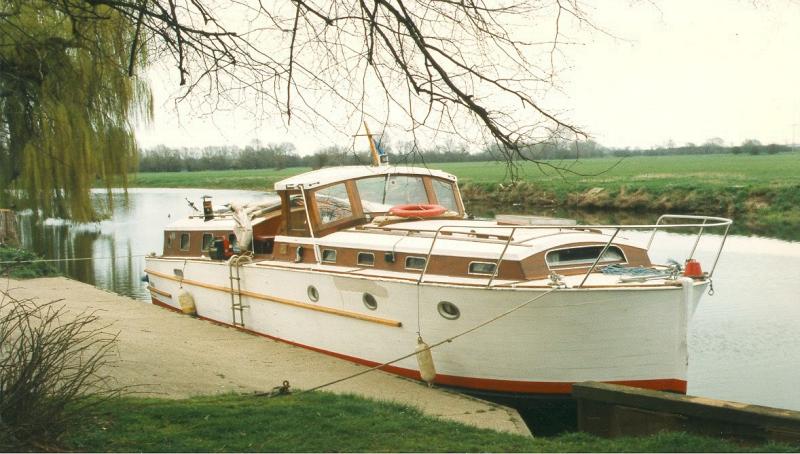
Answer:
[3, 277, 530, 436]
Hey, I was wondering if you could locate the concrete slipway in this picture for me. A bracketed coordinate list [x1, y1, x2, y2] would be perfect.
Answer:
[3, 277, 531, 437]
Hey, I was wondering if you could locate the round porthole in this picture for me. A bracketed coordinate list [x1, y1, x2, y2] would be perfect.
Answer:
[363, 293, 378, 310]
[437, 301, 460, 320]
[307, 285, 319, 302]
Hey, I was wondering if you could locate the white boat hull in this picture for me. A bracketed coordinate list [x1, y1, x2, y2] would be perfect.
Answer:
[145, 257, 705, 395]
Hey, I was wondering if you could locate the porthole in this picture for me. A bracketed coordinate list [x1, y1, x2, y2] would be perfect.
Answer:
[437, 301, 460, 320]
[363, 293, 378, 310]
[307, 285, 319, 302]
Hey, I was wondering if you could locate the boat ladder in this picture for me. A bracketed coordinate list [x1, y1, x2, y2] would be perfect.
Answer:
[228, 255, 250, 327]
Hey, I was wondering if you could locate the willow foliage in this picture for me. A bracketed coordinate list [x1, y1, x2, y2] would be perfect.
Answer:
[0, 0, 152, 221]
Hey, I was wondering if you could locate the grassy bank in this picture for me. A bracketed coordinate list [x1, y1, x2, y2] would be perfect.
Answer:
[62, 392, 795, 452]
[127, 153, 800, 239]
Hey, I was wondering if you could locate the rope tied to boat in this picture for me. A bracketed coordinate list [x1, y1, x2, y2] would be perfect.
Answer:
[601, 262, 682, 283]
[266, 287, 559, 398]
[601, 263, 669, 276]
[255, 380, 292, 397]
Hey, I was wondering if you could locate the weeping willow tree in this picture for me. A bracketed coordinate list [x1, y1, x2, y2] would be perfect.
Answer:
[0, 0, 151, 221]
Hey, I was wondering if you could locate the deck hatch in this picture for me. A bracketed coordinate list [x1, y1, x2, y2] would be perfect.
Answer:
[546, 245, 626, 268]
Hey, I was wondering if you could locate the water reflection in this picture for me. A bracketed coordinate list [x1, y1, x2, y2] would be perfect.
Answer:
[17, 188, 271, 300]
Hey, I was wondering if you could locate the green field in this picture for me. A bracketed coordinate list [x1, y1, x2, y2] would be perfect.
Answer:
[129, 152, 800, 191]
[62, 392, 796, 452]
[442, 152, 800, 188]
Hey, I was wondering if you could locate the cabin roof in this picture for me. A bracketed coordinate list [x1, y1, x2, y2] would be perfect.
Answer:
[274, 165, 457, 190]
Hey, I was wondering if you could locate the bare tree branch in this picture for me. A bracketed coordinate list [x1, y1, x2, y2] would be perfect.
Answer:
[24, 0, 609, 176]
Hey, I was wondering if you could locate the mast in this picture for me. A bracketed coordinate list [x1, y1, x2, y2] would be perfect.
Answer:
[363, 122, 388, 166]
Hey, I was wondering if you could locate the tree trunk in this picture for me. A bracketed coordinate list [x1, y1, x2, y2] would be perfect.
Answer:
[0, 209, 19, 247]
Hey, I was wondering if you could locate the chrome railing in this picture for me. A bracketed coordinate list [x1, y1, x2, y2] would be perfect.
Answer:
[415, 215, 732, 288]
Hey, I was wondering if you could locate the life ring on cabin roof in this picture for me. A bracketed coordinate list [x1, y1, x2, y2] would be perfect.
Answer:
[389, 204, 447, 218]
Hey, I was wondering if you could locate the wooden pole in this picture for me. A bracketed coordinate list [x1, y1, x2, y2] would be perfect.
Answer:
[364, 122, 380, 166]
[0, 209, 19, 247]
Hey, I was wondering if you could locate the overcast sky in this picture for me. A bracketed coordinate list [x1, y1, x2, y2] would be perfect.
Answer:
[135, 0, 800, 153]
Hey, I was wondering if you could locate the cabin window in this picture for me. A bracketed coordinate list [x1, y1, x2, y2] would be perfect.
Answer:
[315, 183, 353, 224]
[384, 175, 428, 206]
[201, 233, 214, 251]
[546, 246, 626, 268]
[321, 249, 337, 263]
[166, 232, 175, 249]
[228, 234, 237, 248]
[179, 233, 190, 251]
[357, 252, 375, 267]
[356, 176, 392, 213]
[405, 256, 426, 270]
[432, 179, 458, 212]
[468, 262, 497, 275]
[307, 285, 319, 302]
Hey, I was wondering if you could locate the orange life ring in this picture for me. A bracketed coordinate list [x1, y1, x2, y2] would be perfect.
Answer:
[389, 204, 447, 218]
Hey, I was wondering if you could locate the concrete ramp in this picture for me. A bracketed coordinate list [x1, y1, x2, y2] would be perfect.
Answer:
[4, 277, 530, 437]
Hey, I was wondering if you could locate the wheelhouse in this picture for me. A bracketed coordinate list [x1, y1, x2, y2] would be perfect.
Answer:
[274, 166, 465, 239]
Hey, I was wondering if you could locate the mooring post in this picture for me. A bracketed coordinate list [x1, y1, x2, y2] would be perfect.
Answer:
[0, 209, 19, 247]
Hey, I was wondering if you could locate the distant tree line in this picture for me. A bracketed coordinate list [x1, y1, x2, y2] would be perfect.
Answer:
[138, 139, 794, 173]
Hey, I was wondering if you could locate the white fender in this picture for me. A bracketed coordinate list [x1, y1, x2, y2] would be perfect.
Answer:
[415, 336, 437, 386]
[177, 289, 197, 316]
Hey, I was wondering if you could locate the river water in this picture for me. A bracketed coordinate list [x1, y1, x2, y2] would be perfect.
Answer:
[14, 188, 800, 412]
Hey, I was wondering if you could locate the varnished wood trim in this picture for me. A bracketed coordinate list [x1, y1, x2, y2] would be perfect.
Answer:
[144, 268, 402, 327]
[147, 285, 172, 298]
[422, 176, 437, 205]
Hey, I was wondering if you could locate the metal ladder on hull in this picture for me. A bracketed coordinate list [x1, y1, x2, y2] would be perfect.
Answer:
[228, 255, 250, 327]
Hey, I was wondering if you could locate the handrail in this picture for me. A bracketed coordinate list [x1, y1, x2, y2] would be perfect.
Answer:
[486, 227, 516, 288]
[414, 215, 732, 287]
[688, 218, 707, 260]
[417, 229, 440, 285]
[578, 228, 620, 288]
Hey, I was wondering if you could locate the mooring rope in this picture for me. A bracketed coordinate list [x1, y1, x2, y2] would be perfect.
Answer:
[282, 286, 560, 396]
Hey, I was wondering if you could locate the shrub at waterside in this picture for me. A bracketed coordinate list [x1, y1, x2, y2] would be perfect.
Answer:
[0, 246, 58, 279]
[0, 292, 119, 450]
